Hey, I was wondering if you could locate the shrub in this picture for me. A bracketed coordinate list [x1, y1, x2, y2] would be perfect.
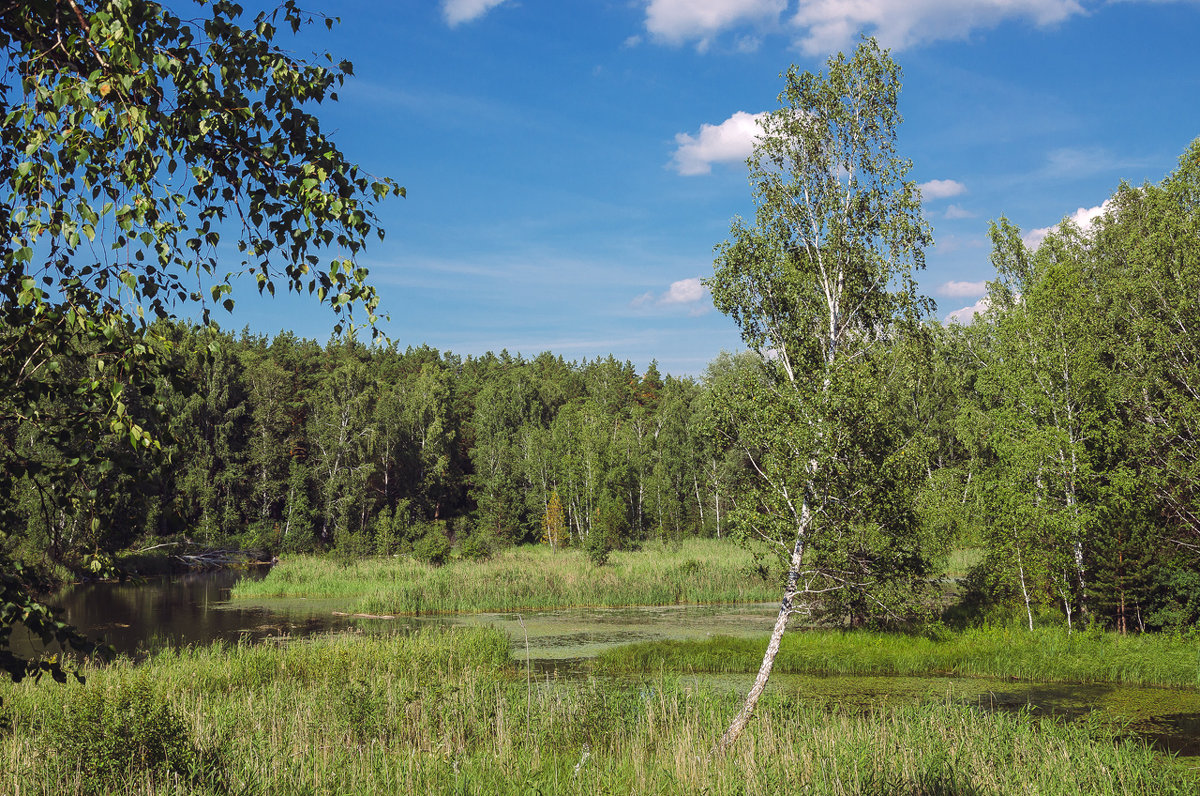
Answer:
[44, 676, 220, 793]
[413, 526, 451, 566]
[458, 528, 495, 561]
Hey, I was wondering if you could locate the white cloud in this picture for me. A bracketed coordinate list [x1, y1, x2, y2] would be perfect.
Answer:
[644, 0, 787, 46]
[790, 0, 1086, 56]
[945, 296, 991, 324]
[671, 111, 766, 176]
[442, 0, 509, 27]
[662, 277, 706, 304]
[1023, 200, 1112, 249]
[918, 179, 967, 200]
[944, 204, 975, 220]
[632, 277, 711, 315]
[1022, 227, 1050, 249]
[638, 1, 1190, 58]
[938, 280, 988, 298]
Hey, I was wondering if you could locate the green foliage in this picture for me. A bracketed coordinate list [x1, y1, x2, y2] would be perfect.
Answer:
[43, 675, 220, 793]
[1, 628, 1192, 794]
[0, 0, 400, 679]
[707, 38, 935, 626]
[935, 138, 1200, 631]
[1145, 568, 1200, 633]
[0, 553, 101, 685]
[412, 525, 451, 566]
[457, 527, 496, 561]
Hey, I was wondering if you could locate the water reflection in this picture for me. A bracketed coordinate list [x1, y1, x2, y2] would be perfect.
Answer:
[12, 568, 369, 659]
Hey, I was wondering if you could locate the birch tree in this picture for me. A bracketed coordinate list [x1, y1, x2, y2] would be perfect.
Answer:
[706, 38, 931, 752]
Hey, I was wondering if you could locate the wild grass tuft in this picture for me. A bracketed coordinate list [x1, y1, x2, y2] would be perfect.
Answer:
[595, 625, 1200, 688]
[231, 538, 780, 614]
[1, 627, 1194, 794]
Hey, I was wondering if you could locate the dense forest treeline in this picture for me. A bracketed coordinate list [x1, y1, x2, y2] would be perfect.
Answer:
[6, 145, 1200, 634]
[7, 332, 745, 565]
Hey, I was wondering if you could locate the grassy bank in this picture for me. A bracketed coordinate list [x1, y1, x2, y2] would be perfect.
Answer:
[596, 626, 1200, 688]
[230, 539, 780, 614]
[2, 627, 1195, 795]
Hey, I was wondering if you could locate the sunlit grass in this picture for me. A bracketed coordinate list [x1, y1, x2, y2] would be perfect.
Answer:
[2, 627, 1195, 795]
[596, 625, 1200, 688]
[944, 546, 985, 580]
[230, 539, 781, 615]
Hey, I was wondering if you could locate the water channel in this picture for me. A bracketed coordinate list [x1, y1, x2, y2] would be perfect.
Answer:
[18, 569, 1200, 762]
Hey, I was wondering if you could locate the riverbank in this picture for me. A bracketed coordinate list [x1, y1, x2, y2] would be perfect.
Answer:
[2, 627, 1194, 795]
[594, 627, 1200, 688]
[230, 539, 781, 614]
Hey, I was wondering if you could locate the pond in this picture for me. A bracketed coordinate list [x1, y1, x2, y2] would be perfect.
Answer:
[15, 569, 1200, 761]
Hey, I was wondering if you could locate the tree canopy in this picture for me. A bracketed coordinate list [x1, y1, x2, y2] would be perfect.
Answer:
[707, 37, 933, 751]
[0, 0, 401, 683]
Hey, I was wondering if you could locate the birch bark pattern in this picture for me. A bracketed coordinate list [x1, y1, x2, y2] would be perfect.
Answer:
[713, 534, 805, 754]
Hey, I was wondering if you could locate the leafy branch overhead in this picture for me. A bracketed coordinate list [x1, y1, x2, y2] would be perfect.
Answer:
[0, 0, 402, 325]
[0, 0, 401, 684]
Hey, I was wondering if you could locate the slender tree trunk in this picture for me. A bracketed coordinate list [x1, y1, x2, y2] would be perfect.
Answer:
[1059, 575, 1073, 632]
[714, 523, 806, 754]
[1016, 541, 1034, 631]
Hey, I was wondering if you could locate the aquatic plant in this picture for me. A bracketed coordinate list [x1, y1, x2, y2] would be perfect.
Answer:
[1, 627, 1195, 794]
[231, 538, 780, 614]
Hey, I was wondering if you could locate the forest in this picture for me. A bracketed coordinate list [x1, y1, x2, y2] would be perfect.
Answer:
[6, 124, 1200, 635]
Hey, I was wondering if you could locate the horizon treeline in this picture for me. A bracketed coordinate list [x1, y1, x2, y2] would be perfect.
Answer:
[8, 330, 747, 564]
[5, 144, 1200, 633]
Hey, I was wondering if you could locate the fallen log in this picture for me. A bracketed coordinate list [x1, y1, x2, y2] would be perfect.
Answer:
[332, 611, 397, 620]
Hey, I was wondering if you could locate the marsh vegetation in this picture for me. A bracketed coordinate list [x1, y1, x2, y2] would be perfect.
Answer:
[3, 627, 1197, 795]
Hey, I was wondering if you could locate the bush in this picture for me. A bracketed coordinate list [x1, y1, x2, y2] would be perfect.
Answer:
[44, 676, 221, 793]
[584, 528, 613, 566]
[413, 525, 451, 566]
[458, 528, 495, 561]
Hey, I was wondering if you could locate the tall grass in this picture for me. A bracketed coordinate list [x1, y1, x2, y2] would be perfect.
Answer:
[1, 627, 1194, 794]
[231, 539, 781, 614]
[596, 626, 1200, 688]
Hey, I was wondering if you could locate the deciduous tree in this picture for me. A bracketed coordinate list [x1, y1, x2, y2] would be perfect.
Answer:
[0, 0, 400, 682]
[706, 38, 931, 751]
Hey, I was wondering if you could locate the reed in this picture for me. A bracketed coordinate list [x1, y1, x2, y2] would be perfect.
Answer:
[1, 627, 1195, 794]
[595, 625, 1200, 688]
[230, 539, 781, 614]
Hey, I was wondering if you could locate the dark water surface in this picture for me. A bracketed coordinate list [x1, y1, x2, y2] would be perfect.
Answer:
[17, 570, 1200, 761]
[14, 568, 363, 658]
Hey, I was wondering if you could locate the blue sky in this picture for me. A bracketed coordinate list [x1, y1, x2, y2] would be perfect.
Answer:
[233, 0, 1200, 375]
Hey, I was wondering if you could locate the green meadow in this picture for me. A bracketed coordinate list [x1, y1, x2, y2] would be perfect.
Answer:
[230, 539, 781, 615]
[2, 627, 1196, 795]
[596, 626, 1200, 688]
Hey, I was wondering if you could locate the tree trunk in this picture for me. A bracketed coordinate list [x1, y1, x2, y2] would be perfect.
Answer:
[714, 526, 806, 754]
[1016, 541, 1034, 631]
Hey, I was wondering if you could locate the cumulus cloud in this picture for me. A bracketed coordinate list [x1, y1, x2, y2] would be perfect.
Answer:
[442, 0, 509, 27]
[662, 277, 706, 304]
[938, 280, 988, 298]
[638, 0, 1168, 56]
[944, 204, 975, 220]
[1023, 200, 1112, 249]
[945, 296, 991, 324]
[644, 0, 787, 46]
[632, 277, 711, 315]
[671, 111, 765, 176]
[790, 0, 1085, 56]
[918, 179, 967, 200]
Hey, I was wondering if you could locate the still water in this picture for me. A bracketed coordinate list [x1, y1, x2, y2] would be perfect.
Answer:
[20, 570, 1200, 760]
